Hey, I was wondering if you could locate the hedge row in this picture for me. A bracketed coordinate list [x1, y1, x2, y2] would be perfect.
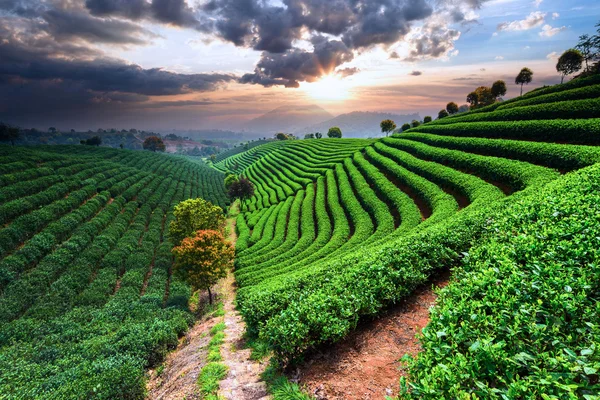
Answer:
[401, 163, 600, 398]
[405, 119, 600, 145]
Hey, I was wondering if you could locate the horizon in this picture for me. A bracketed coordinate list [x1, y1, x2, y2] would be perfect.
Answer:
[1, 0, 599, 132]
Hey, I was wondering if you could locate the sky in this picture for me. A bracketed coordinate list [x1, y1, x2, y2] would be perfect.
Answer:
[0, 0, 598, 132]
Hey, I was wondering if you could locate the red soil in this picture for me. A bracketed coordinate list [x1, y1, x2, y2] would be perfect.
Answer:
[296, 272, 450, 400]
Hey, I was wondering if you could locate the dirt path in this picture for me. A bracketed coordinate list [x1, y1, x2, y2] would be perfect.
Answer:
[296, 271, 450, 400]
[147, 201, 271, 399]
[220, 205, 271, 399]
[146, 289, 224, 400]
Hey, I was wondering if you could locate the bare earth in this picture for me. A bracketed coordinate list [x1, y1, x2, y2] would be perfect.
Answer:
[296, 272, 450, 400]
[146, 289, 223, 400]
[219, 272, 271, 399]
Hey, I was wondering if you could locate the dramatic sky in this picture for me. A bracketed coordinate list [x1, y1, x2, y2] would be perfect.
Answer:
[0, 0, 598, 131]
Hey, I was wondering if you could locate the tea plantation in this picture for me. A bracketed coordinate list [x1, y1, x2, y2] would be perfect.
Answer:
[1, 74, 599, 398]
[228, 75, 600, 396]
[0, 146, 227, 398]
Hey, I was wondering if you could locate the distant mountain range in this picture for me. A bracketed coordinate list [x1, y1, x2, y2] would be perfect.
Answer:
[296, 111, 421, 138]
[245, 104, 333, 134]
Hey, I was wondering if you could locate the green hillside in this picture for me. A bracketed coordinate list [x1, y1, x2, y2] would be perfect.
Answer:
[0, 146, 227, 398]
[222, 76, 600, 396]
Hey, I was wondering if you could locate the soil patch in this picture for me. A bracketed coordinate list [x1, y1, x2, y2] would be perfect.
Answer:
[296, 271, 450, 400]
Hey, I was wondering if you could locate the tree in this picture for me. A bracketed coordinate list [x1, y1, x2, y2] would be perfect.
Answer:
[466, 91, 479, 108]
[70, 129, 76, 133]
[576, 34, 597, 71]
[411, 120, 421, 128]
[143, 136, 166, 152]
[0, 123, 20, 145]
[556, 49, 584, 83]
[224, 174, 238, 189]
[446, 102, 459, 115]
[467, 87, 495, 109]
[380, 119, 396, 137]
[315, 132, 322, 139]
[423, 116, 432, 123]
[228, 178, 255, 203]
[491, 80, 507, 98]
[48, 127, 57, 133]
[401, 123, 412, 131]
[85, 136, 102, 146]
[438, 109, 449, 119]
[275, 133, 289, 140]
[172, 230, 233, 304]
[304, 133, 315, 139]
[327, 127, 342, 138]
[210, 154, 216, 162]
[515, 67, 533, 96]
[168, 198, 225, 246]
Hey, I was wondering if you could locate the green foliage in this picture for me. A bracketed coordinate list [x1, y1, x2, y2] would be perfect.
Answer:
[437, 110, 449, 119]
[224, 173, 238, 189]
[168, 198, 225, 246]
[380, 119, 397, 136]
[557, 49, 584, 83]
[400, 164, 600, 398]
[407, 119, 600, 145]
[515, 67, 533, 95]
[0, 144, 228, 397]
[327, 126, 342, 138]
[198, 362, 228, 396]
[423, 116, 432, 123]
[491, 80, 507, 98]
[446, 102, 459, 114]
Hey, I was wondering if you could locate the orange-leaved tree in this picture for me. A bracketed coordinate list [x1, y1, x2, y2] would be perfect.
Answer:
[172, 230, 234, 304]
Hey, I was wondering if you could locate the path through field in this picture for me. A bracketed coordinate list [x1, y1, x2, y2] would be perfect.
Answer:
[220, 206, 271, 399]
[296, 271, 450, 400]
[146, 203, 269, 399]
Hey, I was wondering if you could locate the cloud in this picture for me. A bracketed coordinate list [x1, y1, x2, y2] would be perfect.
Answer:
[240, 36, 354, 88]
[539, 24, 566, 37]
[546, 51, 560, 60]
[497, 11, 546, 32]
[523, 45, 530, 49]
[409, 70, 423, 76]
[402, 14, 462, 61]
[85, 0, 208, 31]
[552, 12, 559, 19]
[495, 55, 504, 60]
[533, 0, 543, 7]
[336, 67, 360, 78]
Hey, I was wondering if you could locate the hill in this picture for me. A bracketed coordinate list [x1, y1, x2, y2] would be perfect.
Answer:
[296, 111, 421, 137]
[0, 146, 228, 398]
[219, 74, 600, 396]
[245, 104, 333, 134]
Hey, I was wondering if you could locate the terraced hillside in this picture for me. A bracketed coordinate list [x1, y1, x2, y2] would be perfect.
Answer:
[214, 138, 376, 210]
[222, 75, 600, 395]
[0, 146, 228, 398]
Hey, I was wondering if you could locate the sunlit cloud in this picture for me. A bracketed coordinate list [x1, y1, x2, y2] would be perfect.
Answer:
[540, 24, 567, 37]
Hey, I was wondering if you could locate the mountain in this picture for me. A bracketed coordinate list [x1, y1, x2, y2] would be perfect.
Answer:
[296, 111, 421, 138]
[245, 104, 334, 134]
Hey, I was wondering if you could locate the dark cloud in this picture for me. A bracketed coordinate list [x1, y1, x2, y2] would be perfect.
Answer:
[42, 8, 157, 45]
[409, 70, 423, 76]
[85, 0, 208, 30]
[241, 36, 354, 88]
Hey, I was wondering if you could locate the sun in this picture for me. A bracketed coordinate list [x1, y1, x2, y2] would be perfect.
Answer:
[301, 75, 353, 101]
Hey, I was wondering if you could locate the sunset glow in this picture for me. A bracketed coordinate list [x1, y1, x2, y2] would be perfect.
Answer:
[301, 75, 355, 102]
